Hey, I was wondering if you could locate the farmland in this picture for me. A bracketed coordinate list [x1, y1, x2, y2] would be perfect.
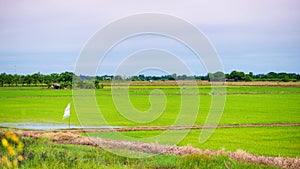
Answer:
[0, 83, 300, 168]
[0, 85, 299, 126]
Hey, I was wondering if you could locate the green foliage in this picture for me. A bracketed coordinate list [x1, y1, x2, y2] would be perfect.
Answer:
[0, 71, 299, 87]
[208, 71, 226, 81]
[228, 70, 245, 81]
[95, 80, 104, 89]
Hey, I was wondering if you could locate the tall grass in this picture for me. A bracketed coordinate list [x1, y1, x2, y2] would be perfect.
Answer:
[19, 137, 277, 169]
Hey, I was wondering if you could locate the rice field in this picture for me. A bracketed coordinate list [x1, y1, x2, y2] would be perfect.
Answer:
[0, 84, 299, 168]
[0, 86, 299, 126]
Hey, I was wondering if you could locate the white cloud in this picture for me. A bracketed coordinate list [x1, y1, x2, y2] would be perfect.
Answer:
[0, 0, 299, 74]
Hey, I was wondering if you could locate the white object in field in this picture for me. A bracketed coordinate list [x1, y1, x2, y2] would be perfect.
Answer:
[62, 103, 70, 120]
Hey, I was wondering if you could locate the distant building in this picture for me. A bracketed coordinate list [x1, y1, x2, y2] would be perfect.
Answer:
[226, 78, 235, 82]
[103, 75, 112, 80]
[53, 83, 60, 89]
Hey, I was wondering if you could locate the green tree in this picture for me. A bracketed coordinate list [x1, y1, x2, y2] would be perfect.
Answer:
[31, 73, 42, 86]
[281, 75, 290, 82]
[229, 71, 245, 81]
[43, 75, 52, 88]
[13, 74, 20, 86]
[25, 75, 33, 86]
[50, 73, 59, 83]
[0, 73, 6, 87]
[20, 75, 26, 86]
[6, 74, 13, 86]
[211, 71, 225, 81]
[95, 80, 104, 89]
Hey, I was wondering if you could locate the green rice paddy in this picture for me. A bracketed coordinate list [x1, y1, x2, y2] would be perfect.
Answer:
[0, 85, 299, 159]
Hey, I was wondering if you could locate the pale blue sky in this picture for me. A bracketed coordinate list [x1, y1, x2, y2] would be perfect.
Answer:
[0, 0, 299, 75]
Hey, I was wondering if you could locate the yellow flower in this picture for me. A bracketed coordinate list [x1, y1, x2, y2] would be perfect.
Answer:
[17, 142, 23, 152]
[17, 155, 24, 161]
[13, 159, 18, 167]
[10, 134, 19, 143]
[8, 145, 16, 156]
[6, 161, 12, 168]
[4, 131, 11, 139]
[1, 138, 8, 147]
[1, 156, 8, 164]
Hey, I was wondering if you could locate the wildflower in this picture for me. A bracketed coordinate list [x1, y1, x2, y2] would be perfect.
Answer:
[17, 155, 24, 161]
[13, 159, 18, 167]
[1, 138, 8, 147]
[8, 145, 16, 156]
[4, 131, 11, 139]
[1, 156, 8, 164]
[1, 131, 24, 168]
[10, 134, 19, 143]
[17, 142, 23, 152]
[6, 161, 12, 168]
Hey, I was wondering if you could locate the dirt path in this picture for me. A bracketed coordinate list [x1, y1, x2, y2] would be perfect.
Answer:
[55, 123, 300, 133]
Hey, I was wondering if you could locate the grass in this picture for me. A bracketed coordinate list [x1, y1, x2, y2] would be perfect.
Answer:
[87, 126, 300, 158]
[15, 137, 278, 169]
[0, 86, 299, 125]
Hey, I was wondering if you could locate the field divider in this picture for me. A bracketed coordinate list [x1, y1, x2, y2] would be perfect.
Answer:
[57, 123, 300, 133]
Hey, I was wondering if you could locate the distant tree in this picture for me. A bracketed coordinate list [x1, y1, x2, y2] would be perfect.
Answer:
[43, 75, 52, 88]
[20, 75, 26, 86]
[178, 74, 188, 80]
[13, 74, 20, 86]
[113, 75, 123, 81]
[138, 74, 145, 81]
[31, 73, 42, 86]
[244, 76, 252, 81]
[0, 73, 6, 87]
[229, 71, 245, 81]
[95, 80, 104, 89]
[50, 73, 59, 83]
[6, 74, 13, 86]
[248, 72, 254, 78]
[24, 75, 33, 86]
[281, 75, 290, 82]
[130, 76, 140, 81]
[171, 73, 177, 80]
[59, 72, 74, 83]
[208, 72, 225, 81]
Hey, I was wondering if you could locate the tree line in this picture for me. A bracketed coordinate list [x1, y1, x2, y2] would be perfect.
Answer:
[117, 71, 300, 82]
[0, 72, 74, 88]
[0, 71, 299, 88]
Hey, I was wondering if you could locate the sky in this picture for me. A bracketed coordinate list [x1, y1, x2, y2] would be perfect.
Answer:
[0, 0, 299, 75]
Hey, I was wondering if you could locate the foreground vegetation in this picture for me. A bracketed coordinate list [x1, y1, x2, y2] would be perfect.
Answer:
[88, 126, 300, 158]
[1, 136, 278, 169]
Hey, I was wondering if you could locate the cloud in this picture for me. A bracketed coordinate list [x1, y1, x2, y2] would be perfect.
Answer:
[0, 0, 299, 74]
